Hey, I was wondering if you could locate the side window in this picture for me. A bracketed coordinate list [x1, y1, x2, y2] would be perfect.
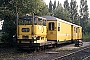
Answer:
[76, 28, 78, 33]
[58, 23, 60, 31]
[49, 22, 54, 30]
[74, 27, 76, 33]
[43, 20, 46, 26]
[74, 27, 77, 33]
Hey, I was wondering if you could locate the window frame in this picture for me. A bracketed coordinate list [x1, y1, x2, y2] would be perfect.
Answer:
[22, 28, 30, 32]
[48, 22, 54, 30]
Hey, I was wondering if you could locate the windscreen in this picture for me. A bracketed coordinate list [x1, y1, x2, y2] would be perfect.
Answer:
[18, 16, 46, 25]
[18, 16, 36, 25]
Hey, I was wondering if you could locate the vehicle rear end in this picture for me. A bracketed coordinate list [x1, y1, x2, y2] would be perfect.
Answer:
[72, 25, 83, 46]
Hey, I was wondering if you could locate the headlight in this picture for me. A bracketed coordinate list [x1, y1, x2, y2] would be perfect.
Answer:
[13, 35, 15, 37]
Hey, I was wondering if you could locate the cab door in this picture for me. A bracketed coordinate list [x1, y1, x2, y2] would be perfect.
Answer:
[47, 21, 57, 40]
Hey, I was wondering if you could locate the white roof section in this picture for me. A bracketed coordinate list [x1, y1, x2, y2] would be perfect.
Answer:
[42, 16, 82, 28]
[58, 19, 82, 28]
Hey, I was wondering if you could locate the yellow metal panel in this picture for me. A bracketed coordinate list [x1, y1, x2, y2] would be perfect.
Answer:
[47, 20, 57, 40]
[18, 25, 32, 35]
[72, 26, 82, 40]
[34, 25, 47, 37]
[73, 26, 77, 40]
[17, 25, 47, 40]
[79, 27, 82, 39]
[17, 35, 32, 39]
[17, 25, 32, 39]
[57, 21, 71, 41]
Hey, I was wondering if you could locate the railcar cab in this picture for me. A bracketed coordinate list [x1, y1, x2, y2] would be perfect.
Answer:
[17, 15, 47, 47]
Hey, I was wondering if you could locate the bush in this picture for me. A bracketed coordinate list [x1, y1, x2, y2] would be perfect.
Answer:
[83, 32, 90, 42]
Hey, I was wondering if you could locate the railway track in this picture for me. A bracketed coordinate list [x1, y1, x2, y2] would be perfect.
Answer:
[82, 56, 90, 60]
[54, 46, 90, 60]
[0, 42, 90, 60]
[0, 43, 73, 58]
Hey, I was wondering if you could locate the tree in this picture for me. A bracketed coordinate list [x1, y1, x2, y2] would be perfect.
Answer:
[57, 1, 60, 7]
[0, 0, 49, 43]
[64, 0, 70, 11]
[53, 3, 71, 22]
[0, 0, 16, 43]
[49, 0, 53, 13]
[80, 0, 89, 33]
[70, 0, 79, 25]
[53, 0, 56, 10]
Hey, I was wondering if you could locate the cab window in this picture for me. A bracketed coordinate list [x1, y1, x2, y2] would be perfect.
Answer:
[49, 22, 54, 30]
[38, 18, 43, 25]
[43, 20, 46, 26]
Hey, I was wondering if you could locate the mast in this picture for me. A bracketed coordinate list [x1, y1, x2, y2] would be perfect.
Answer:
[32, 12, 34, 35]
[32, 12, 34, 43]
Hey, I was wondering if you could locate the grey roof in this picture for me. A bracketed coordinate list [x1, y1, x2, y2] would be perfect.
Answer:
[42, 16, 57, 20]
[42, 16, 82, 28]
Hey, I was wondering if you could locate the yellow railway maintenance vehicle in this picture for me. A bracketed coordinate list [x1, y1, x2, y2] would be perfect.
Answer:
[15, 15, 56, 49]
[42, 16, 82, 46]
[14, 15, 82, 49]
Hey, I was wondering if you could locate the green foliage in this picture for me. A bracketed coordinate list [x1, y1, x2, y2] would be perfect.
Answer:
[83, 32, 90, 42]
[85, 19, 90, 33]
[36, 3, 49, 16]
[83, 19, 90, 40]
[53, 0, 56, 10]
[49, 0, 53, 13]
[1, 11, 16, 43]
[80, 0, 89, 33]
[70, 0, 80, 25]
[0, 0, 49, 43]
[57, 1, 60, 7]
[5, 0, 49, 16]
[53, 4, 71, 22]
[64, 0, 70, 11]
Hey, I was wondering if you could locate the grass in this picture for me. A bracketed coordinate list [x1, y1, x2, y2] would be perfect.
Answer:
[83, 32, 90, 42]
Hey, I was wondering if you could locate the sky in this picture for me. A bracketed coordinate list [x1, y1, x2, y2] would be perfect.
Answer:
[44, 0, 90, 17]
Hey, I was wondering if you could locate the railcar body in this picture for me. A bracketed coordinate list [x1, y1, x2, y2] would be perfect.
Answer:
[42, 16, 82, 43]
[72, 25, 82, 40]
[15, 15, 82, 49]
[16, 16, 48, 48]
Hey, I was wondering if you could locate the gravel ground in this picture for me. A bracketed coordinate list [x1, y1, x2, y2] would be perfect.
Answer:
[83, 56, 90, 60]
[0, 47, 77, 60]
[0, 42, 90, 60]
[59, 47, 90, 60]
